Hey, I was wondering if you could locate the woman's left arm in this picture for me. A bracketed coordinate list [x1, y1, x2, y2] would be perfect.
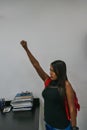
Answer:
[65, 81, 77, 127]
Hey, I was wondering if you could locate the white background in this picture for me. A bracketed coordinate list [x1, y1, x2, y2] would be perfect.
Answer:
[0, 0, 87, 129]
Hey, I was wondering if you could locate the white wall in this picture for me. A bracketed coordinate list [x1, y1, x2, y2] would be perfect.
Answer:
[0, 0, 87, 129]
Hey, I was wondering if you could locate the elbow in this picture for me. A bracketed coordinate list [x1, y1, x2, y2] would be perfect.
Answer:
[33, 61, 39, 68]
[70, 106, 77, 117]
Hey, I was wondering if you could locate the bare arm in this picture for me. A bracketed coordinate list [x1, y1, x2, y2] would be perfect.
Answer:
[65, 81, 77, 127]
[20, 40, 49, 81]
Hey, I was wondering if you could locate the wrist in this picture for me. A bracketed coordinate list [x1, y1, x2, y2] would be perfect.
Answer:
[25, 47, 28, 52]
[71, 126, 79, 130]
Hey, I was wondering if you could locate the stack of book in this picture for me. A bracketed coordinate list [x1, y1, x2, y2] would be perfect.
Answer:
[11, 91, 33, 111]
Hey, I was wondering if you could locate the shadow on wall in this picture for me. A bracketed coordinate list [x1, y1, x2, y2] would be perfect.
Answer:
[78, 107, 87, 129]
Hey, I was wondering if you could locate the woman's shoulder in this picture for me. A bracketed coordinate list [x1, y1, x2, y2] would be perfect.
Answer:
[65, 80, 74, 94]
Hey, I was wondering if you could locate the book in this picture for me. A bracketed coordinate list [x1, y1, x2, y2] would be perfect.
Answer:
[11, 91, 34, 111]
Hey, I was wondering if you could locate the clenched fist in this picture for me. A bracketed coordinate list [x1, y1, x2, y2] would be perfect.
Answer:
[20, 40, 28, 50]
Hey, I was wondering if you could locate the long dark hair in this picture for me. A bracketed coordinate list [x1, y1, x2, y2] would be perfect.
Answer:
[50, 60, 68, 98]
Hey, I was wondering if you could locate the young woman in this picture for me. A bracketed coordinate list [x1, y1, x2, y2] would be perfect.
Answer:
[20, 40, 79, 130]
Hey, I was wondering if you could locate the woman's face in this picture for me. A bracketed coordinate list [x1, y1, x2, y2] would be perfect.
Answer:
[50, 65, 58, 80]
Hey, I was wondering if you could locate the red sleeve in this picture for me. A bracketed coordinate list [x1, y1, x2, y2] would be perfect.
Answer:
[74, 91, 80, 111]
[44, 78, 51, 87]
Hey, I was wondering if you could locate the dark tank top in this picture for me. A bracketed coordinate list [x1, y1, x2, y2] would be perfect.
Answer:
[42, 85, 70, 129]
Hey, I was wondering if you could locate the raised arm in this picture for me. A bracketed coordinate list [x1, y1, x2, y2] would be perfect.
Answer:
[20, 40, 49, 81]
